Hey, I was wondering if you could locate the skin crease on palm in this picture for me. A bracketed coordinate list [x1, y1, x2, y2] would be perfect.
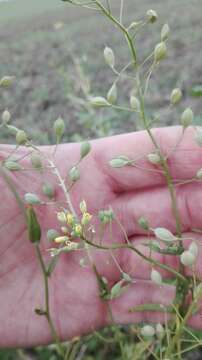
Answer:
[1, 125, 202, 348]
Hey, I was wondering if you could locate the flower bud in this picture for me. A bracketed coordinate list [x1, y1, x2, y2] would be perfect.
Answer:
[195, 130, 202, 147]
[57, 212, 66, 223]
[138, 216, 150, 231]
[80, 142, 91, 159]
[2, 110, 11, 124]
[73, 224, 82, 237]
[194, 283, 202, 298]
[122, 272, 132, 282]
[107, 83, 117, 104]
[189, 241, 198, 257]
[30, 152, 43, 169]
[161, 23, 170, 41]
[42, 182, 55, 199]
[80, 200, 87, 213]
[4, 161, 22, 171]
[180, 108, 193, 128]
[154, 42, 167, 62]
[104, 46, 115, 68]
[89, 96, 110, 107]
[54, 236, 69, 244]
[47, 229, 59, 242]
[130, 95, 140, 110]
[110, 156, 131, 168]
[24, 193, 41, 205]
[154, 227, 177, 242]
[0, 76, 14, 87]
[170, 88, 182, 105]
[141, 325, 155, 337]
[147, 152, 161, 164]
[53, 117, 65, 143]
[69, 166, 80, 182]
[146, 9, 158, 23]
[151, 269, 162, 285]
[180, 250, 196, 266]
[66, 213, 74, 225]
[16, 130, 27, 145]
[81, 212, 92, 225]
[196, 168, 202, 179]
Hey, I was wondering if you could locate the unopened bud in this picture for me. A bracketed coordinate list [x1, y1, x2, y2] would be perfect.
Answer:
[154, 227, 177, 242]
[81, 212, 92, 225]
[170, 88, 182, 105]
[90, 96, 110, 107]
[80, 200, 87, 213]
[180, 250, 196, 266]
[16, 130, 27, 145]
[47, 229, 60, 242]
[154, 42, 167, 62]
[147, 152, 161, 164]
[30, 152, 42, 169]
[161, 23, 170, 41]
[107, 83, 117, 104]
[54, 117, 65, 143]
[42, 182, 55, 199]
[24, 193, 41, 205]
[110, 156, 131, 168]
[2, 110, 11, 124]
[54, 236, 69, 244]
[151, 269, 162, 285]
[138, 216, 150, 231]
[57, 212, 66, 223]
[141, 325, 155, 337]
[189, 241, 198, 257]
[104, 46, 115, 68]
[196, 168, 202, 179]
[130, 96, 140, 110]
[180, 108, 193, 128]
[156, 323, 164, 339]
[80, 142, 91, 159]
[69, 166, 80, 182]
[146, 9, 158, 23]
[0, 76, 14, 87]
[4, 160, 22, 171]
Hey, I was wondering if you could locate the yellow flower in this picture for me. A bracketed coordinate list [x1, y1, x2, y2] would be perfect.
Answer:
[66, 213, 74, 225]
[74, 224, 82, 236]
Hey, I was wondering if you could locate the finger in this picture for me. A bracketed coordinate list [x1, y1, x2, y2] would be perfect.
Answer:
[93, 126, 202, 192]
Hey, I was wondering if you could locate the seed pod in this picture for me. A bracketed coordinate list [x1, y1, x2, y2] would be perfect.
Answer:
[16, 130, 27, 145]
[80, 200, 87, 213]
[4, 161, 22, 171]
[161, 23, 170, 41]
[196, 168, 202, 179]
[138, 216, 150, 231]
[195, 131, 202, 147]
[156, 323, 164, 339]
[147, 152, 161, 164]
[154, 42, 167, 62]
[24, 193, 41, 205]
[107, 83, 117, 104]
[170, 88, 182, 105]
[26, 206, 41, 243]
[53, 117, 65, 143]
[180, 108, 193, 128]
[104, 46, 115, 68]
[141, 325, 155, 337]
[151, 269, 162, 285]
[80, 142, 91, 159]
[57, 212, 66, 223]
[130, 96, 140, 110]
[47, 229, 59, 242]
[180, 250, 196, 266]
[109, 156, 131, 168]
[2, 110, 11, 124]
[154, 227, 177, 242]
[69, 166, 80, 182]
[146, 9, 158, 23]
[42, 182, 55, 199]
[189, 241, 198, 257]
[30, 152, 43, 169]
[89, 96, 110, 107]
[0, 76, 14, 87]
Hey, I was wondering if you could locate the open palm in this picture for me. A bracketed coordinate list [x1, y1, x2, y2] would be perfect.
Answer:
[1, 126, 202, 348]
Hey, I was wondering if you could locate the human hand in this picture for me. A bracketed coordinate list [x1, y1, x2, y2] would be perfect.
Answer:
[1, 126, 202, 348]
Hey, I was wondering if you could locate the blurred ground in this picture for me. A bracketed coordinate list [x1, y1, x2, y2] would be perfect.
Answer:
[1, 0, 202, 359]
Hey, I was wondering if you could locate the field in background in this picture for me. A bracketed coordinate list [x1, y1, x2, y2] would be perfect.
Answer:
[1, 0, 202, 359]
